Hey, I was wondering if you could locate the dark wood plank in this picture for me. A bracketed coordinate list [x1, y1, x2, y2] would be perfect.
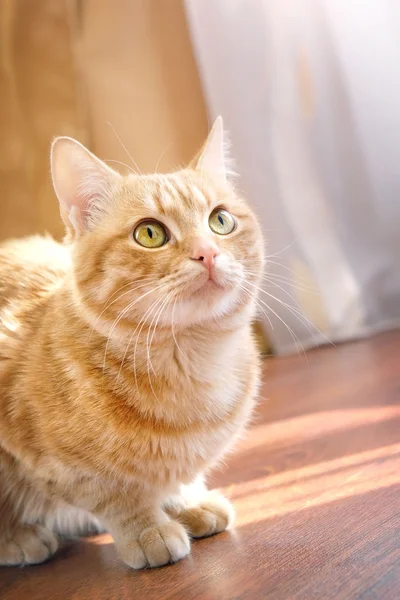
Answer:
[1, 331, 400, 599]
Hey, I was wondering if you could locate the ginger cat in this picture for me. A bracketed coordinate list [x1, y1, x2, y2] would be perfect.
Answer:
[0, 118, 264, 569]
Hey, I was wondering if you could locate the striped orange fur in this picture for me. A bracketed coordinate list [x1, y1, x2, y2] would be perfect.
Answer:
[0, 118, 264, 568]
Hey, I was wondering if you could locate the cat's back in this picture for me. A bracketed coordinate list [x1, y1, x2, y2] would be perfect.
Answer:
[0, 236, 70, 359]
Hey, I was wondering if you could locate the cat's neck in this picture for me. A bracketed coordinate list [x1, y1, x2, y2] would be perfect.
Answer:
[60, 277, 255, 362]
[44, 283, 256, 426]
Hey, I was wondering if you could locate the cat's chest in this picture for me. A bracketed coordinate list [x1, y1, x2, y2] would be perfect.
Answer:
[111, 332, 257, 483]
[132, 419, 244, 487]
[125, 380, 253, 485]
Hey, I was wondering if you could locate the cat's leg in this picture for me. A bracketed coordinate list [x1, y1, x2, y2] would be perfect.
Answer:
[164, 476, 234, 539]
[93, 491, 190, 569]
[44, 502, 105, 537]
[0, 449, 59, 566]
[0, 506, 103, 566]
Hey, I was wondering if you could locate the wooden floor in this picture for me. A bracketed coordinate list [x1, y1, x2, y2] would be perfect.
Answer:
[1, 331, 400, 599]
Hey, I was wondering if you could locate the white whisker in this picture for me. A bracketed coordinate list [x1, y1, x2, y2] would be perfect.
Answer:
[104, 159, 138, 176]
[113, 293, 167, 390]
[244, 271, 316, 309]
[89, 276, 161, 341]
[264, 240, 297, 259]
[147, 291, 174, 377]
[102, 282, 165, 373]
[244, 269, 318, 295]
[154, 141, 175, 173]
[241, 283, 307, 358]
[244, 280, 333, 349]
[171, 296, 192, 370]
[130, 295, 167, 392]
[237, 283, 274, 331]
[106, 121, 143, 176]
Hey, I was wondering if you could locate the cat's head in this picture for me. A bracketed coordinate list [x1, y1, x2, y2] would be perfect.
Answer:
[51, 118, 263, 332]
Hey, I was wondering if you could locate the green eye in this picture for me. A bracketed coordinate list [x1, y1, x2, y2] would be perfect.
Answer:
[209, 209, 236, 235]
[133, 221, 167, 248]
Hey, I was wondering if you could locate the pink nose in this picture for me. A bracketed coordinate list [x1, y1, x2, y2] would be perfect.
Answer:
[191, 243, 219, 272]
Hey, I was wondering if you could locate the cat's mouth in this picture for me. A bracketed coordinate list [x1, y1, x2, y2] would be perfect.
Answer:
[186, 273, 228, 299]
[206, 277, 225, 290]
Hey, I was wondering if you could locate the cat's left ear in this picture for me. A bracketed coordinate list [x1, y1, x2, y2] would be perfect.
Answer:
[191, 116, 232, 181]
[51, 137, 122, 237]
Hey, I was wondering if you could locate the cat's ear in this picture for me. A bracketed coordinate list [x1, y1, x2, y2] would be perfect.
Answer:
[191, 116, 233, 181]
[51, 137, 122, 237]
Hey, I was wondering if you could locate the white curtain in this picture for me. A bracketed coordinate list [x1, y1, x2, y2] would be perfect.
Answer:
[185, 0, 400, 354]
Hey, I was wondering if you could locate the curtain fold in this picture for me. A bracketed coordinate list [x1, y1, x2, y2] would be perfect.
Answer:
[185, 0, 400, 354]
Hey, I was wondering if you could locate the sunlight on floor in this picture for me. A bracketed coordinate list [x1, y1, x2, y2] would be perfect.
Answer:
[223, 442, 400, 526]
[85, 534, 113, 546]
[240, 406, 400, 451]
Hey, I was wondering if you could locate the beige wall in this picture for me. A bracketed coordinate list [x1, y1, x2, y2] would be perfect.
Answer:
[81, 0, 208, 174]
[0, 0, 87, 241]
[0, 0, 208, 241]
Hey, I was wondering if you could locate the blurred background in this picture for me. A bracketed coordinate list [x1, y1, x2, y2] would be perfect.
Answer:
[0, 0, 399, 355]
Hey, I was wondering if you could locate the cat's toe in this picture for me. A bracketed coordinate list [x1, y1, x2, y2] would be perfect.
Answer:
[178, 493, 234, 538]
[0, 524, 59, 566]
[119, 522, 190, 569]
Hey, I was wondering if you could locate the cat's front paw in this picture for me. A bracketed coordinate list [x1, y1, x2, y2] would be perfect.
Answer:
[178, 492, 234, 538]
[118, 521, 190, 569]
[0, 524, 59, 566]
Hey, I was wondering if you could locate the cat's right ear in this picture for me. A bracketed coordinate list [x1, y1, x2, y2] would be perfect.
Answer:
[51, 137, 122, 237]
[190, 116, 235, 181]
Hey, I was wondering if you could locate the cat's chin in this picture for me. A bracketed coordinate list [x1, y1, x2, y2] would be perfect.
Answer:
[190, 278, 227, 297]
[186, 267, 236, 296]
[172, 282, 242, 327]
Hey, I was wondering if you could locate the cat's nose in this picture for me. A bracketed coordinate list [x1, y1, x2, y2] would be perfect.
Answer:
[191, 242, 219, 273]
